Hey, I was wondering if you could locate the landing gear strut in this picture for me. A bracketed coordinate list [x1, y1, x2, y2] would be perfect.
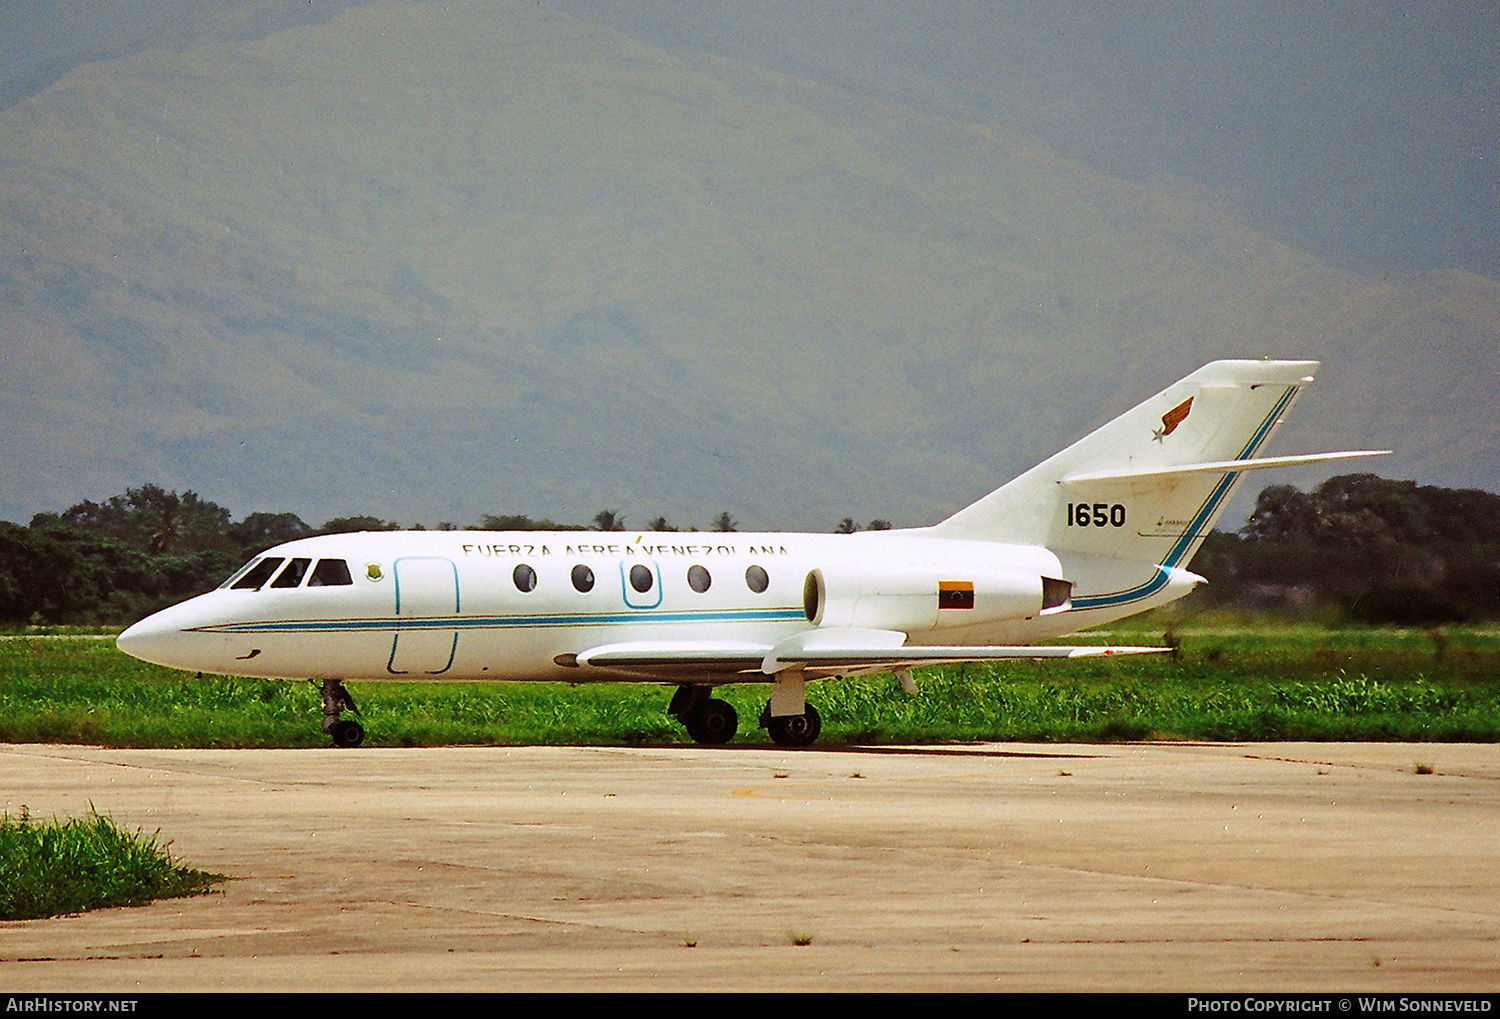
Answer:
[761, 669, 821, 746]
[319, 679, 365, 748]
[669, 684, 738, 744]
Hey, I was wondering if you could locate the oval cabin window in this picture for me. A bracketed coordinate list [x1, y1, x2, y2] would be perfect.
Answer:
[629, 564, 654, 594]
[687, 565, 711, 593]
[745, 564, 769, 594]
[571, 564, 595, 593]
[513, 564, 537, 592]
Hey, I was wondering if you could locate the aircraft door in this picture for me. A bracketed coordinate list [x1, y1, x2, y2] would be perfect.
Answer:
[388, 556, 460, 675]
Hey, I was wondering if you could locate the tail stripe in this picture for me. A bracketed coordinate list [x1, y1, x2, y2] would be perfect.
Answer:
[1068, 385, 1298, 611]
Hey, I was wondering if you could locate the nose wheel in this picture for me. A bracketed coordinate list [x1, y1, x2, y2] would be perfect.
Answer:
[330, 718, 365, 748]
[319, 679, 365, 748]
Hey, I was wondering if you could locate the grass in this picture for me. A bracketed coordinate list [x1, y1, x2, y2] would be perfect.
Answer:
[0, 807, 223, 920]
[1, 620, 1498, 747]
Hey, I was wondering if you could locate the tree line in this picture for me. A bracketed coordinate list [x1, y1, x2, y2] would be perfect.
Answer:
[0, 485, 896, 625]
[2, 475, 1495, 626]
[1189, 474, 1500, 623]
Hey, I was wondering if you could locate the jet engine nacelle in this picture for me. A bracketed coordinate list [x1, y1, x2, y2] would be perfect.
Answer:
[803, 563, 1070, 633]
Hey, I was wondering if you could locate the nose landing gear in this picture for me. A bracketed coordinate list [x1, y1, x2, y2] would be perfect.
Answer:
[319, 679, 365, 748]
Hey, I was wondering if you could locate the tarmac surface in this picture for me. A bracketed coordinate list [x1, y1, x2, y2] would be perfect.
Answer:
[2, 740, 1498, 993]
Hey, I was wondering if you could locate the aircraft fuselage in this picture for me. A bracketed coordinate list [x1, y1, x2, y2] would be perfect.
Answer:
[119, 528, 1158, 685]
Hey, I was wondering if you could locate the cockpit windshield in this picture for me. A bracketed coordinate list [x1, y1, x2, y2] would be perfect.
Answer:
[227, 557, 284, 590]
[221, 557, 354, 591]
[269, 558, 311, 588]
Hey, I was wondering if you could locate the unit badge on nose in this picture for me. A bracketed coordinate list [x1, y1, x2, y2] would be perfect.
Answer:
[366, 563, 384, 581]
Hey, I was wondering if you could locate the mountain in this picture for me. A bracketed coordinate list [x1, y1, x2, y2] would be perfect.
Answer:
[2, 0, 1496, 531]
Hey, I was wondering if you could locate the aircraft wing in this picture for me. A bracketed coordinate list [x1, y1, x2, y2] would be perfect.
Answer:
[570, 641, 771, 679]
[762, 638, 1168, 677]
[571, 630, 1168, 681]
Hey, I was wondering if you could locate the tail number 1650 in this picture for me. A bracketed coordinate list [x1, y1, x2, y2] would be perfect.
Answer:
[1067, 502, 1126, 528]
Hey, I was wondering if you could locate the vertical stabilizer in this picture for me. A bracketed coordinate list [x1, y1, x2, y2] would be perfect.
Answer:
[929, 361, 1320, 579]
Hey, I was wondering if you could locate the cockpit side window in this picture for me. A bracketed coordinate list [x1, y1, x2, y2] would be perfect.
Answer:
[229, 557, 285, 591]
[269, 557, 312, 589]
[308, 559, 354, 587]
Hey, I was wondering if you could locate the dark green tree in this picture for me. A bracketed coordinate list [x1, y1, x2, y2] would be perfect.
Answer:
[228, 512, 313, 553]
[591, 510, 625, 532]
[1197, 473, 1500, 620]
[476, 514, 579, 531]
[40, 485, 233, 556]
[317, 516, 400, 535]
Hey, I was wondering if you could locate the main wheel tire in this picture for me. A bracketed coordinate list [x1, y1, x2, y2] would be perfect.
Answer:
[685, 698, 737, 745]
[767, 704, 821, 747]
[331, 719, 365, 748]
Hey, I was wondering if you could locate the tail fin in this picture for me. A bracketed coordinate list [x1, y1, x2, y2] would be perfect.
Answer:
[930, 360, 1384, 606]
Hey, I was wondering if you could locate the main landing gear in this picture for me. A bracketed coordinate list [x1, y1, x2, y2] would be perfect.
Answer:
[319, 679, 365, 748]
[668, 685, 737, 745]
[763, 703, 821, 747]
[669, 684, 822, 747]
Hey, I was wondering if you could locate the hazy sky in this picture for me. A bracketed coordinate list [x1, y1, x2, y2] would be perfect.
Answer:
[2, 0, 1496, 529]
[554, 0, 1500, 280]
[6, 1, 1497, 279]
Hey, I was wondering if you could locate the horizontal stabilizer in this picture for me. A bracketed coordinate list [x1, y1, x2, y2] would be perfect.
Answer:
[1062, 449, 1390, 484]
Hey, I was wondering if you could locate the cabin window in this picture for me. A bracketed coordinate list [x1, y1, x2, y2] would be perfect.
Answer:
[229, 557, 284, 591]
[629, 564, 654, 594]
[513, 564, 538, 592]
[745, 564, 769, 594]
[687, 565, 711, 593]
[308, 559, 354, 587]
[571, 564, 595, 593]
[270, 558, 312, 589]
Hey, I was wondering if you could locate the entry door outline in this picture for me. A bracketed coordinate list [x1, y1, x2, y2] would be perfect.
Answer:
[387, 556, 460, 675]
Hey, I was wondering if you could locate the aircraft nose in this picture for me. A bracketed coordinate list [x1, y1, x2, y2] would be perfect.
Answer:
[116, 611, 181, 667]
[116, 595, 238, 674]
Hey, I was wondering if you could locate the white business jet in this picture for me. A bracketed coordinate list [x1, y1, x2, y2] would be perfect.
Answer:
[117, 359, 1384, 748]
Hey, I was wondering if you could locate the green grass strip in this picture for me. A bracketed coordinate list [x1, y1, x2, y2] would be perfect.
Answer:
[1, 623, 1499, 747]
[0, 808, 223, 920]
